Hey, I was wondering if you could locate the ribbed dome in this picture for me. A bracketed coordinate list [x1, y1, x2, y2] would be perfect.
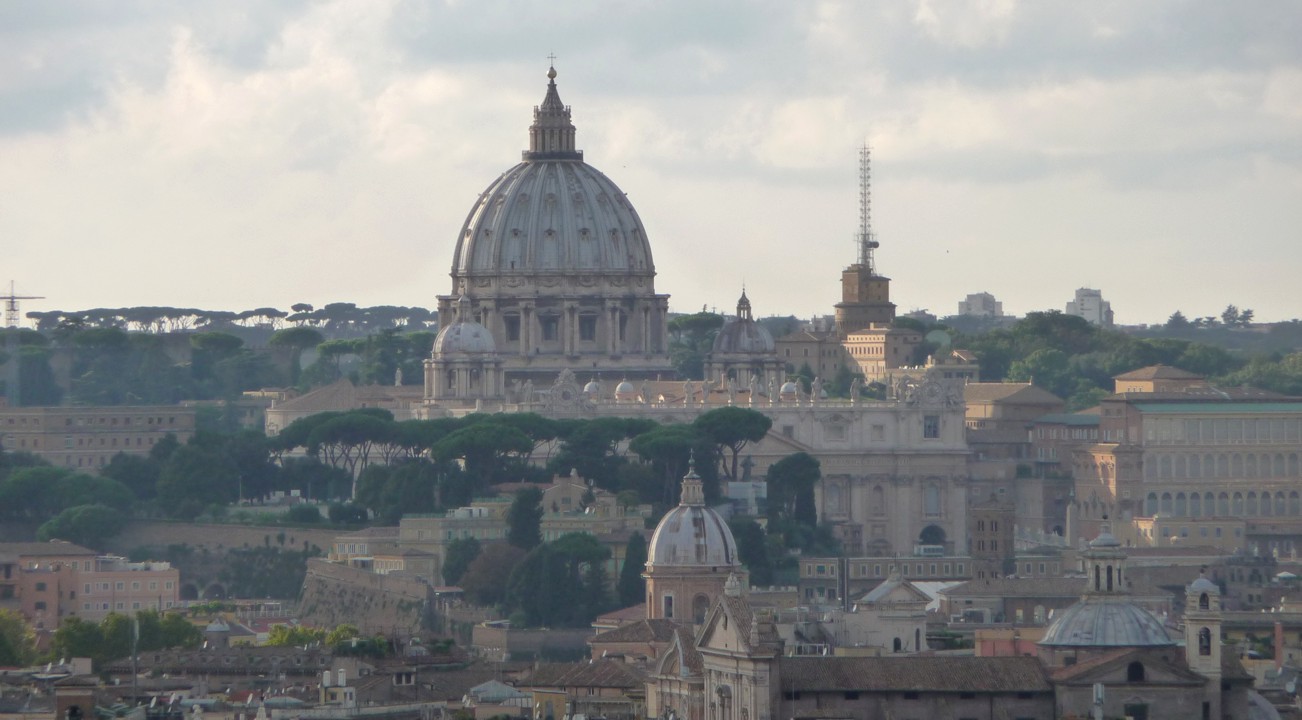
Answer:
[1039, 597, 1173, 648]
[433, 321, 496, 355]
[649, 505, 739, 567]
[648, 463, 739, 568]
[712, 318, 775, 354]
[450, 67, 654, 280]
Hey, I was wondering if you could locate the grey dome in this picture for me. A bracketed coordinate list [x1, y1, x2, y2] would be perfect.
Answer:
[453, 161, 654, 277]
[648, 504, 739, 567]
[1089, 531, 1122, 548]
[1039, 597, 1174, 648]
[433, 320, 496, 355]
[647, 464, 739, 569]
[1190, 576, 1218, 593]
[712, 317, 775, 354]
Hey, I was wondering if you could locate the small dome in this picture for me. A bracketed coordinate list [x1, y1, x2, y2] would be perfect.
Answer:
[583, 380, 601, 395]
[779, 380, 800, 401]
[616, 379, 636, 394]
[648, 504, 739, 567]
[433, 320, 496, 355]
[647, 461, 739, 569]
[1039, 597, 1174, 648]
[1089, 531, 1121, 548]
[1189, 575, 1219, 593]
[712, 317, 775, 355]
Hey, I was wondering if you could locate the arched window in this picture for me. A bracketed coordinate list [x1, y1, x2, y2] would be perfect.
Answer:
[915, 628, 921, 651]
[662, 594, 674, 619]
[871, 486, 885, 516]
[1233, 492, 1245, 515]
[1106, 565, 1114, 592]
[1218, 492, 1230, 516]
[1199, 593, 1210, 610]
[1160, 493, 1173, 515]
[692, 594, 709, 624]
[1199, 627, 1212, 656]
[1247, 492, 1259, 516]
[1127, 661, 1145, 682]
[1174, 493, 1187, 516]
[1190, 493, 1202, 517]
[1145, 493, 1159, 516]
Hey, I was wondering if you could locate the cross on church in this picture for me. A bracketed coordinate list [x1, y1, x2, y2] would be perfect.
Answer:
[547, 53, 558, 67]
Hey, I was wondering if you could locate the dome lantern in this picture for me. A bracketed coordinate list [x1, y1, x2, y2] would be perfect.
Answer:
[525, 65, 581, 161]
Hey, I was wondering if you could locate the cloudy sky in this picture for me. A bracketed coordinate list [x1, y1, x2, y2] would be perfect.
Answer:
[3, 1, 1300, 327]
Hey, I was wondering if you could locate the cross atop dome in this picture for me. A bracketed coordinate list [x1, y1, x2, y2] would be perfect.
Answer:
[525, 63, 581, 161]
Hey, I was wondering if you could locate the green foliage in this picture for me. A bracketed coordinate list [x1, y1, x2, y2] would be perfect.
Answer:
[443, 538, 482, 586]
[505, 533, 611, 627]
[548, 417, 655, 488]
[283, 505, 322, 524]
[0, 609, 37, 666]
[157, 444, 239, 520]
[218, 545, 321, 599]
[0, 467, 132, 526]
[694, 407, 772, 482]
[267, 624, 327, 646]
[37, 504, 127, 549]
[728, 518, 773, 587]
[51, 611, 201, 668]
[766, 452, 820, 527]
[507, 487, 544, 550]
[433, 421, 533, 491]
[616, 533, 647, 608]
[629, 423, 715, 504]
[668, 311, 725, 379]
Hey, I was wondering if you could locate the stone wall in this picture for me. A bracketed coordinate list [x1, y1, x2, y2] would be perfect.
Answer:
[297, 558, 431, 635]
[105, 521, 339, 557]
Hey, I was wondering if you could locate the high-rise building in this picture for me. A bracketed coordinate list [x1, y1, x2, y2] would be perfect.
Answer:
[1065, 287, 1114, 327]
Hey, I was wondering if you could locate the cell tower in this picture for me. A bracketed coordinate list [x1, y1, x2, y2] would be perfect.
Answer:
[3, 281, 44, 328]
[856, 143, 881, 274]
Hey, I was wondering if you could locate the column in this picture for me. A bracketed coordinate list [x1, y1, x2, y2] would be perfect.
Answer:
[519, 305, 531, 357]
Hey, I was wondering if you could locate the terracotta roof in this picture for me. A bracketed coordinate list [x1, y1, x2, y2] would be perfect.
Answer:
[942, 576, 1169, 599]
[779, 656, 1051, 693]
[1114, 365, 1203, 381]
[964, 383, 1064, 405]
[0, 541, 98, 558]
[590, 619, 681, 645]
[595, 604, 649, 625]
[521, 660, 644, 690]
[1051, 648, 1203, 684]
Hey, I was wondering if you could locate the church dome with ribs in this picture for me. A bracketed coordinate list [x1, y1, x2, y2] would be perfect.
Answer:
[450, 66, 655, 280]
[647, 462, 740, 569]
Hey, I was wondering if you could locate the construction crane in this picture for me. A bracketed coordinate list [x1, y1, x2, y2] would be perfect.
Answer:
[2, 281, 44, 328]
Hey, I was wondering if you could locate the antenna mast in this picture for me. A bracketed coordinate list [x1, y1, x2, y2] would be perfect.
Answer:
[857, 144, 880, 274]
[3, 281, 44, 328]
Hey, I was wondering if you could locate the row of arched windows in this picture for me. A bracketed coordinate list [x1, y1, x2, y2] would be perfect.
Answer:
[1143, 490, 1302, 518]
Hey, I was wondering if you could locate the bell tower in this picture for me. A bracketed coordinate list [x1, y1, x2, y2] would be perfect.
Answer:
[834, 145, 895, 336]
[1184, 569, 1223, 719]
